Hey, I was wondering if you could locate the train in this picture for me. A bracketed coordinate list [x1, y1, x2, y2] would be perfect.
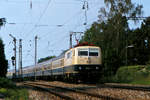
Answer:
[7, 43, 102, 82]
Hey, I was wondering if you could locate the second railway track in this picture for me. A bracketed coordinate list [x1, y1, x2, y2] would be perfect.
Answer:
[99, 83, 150, 92]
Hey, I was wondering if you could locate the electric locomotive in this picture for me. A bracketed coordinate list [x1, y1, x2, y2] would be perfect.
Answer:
[63, 44, 102, 81]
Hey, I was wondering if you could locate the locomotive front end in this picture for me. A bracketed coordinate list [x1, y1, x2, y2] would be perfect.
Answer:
[75, 46, 101, 65]
[73, 46, 102, 82]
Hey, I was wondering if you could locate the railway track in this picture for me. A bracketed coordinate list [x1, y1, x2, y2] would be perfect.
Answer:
[23, 82, 122, 100]
[99, 83, 150, 92]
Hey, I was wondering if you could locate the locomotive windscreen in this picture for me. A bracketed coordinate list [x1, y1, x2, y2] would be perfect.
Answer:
[89, 48, 99, 56]
[78, 48, 99, 56]
[78, 48, 88, 56]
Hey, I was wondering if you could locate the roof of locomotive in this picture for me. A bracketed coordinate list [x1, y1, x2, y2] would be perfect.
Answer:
[73, 42, 100, 49]
[69, 45, 100, 50]
[74, 45, 100, 48]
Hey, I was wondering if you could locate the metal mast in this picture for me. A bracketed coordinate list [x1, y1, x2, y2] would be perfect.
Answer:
[69, 32, 84, 48]
[18, 39, 22, 78]
[9, 34, 17, 77]
[34, 35, 38, 80]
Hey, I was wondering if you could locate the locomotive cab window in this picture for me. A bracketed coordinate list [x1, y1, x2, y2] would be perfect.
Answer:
[89, 48, 99, 56]
[78, 48, 88, 56]
[67, 51, 72, 59]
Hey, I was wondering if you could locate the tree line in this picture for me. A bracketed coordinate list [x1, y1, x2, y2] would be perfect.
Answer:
[0, 18, 8, 77]
[80, 0, 150, 79]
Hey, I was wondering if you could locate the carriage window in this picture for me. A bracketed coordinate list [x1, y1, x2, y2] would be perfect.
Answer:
[78, 48, 88, 56]
[89, 48, 99, 56]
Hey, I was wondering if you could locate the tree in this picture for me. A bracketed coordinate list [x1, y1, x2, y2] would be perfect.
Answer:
[0, 38, 8, 77]
[0, 18, 6, 28]
[80, 0, 143, 82]
[127, 17, 150, 65]
[0, 18, 8, 77]
[38, 56, 56, 63]
[99, 0, 143, 20]
[100, 0, 142, 67]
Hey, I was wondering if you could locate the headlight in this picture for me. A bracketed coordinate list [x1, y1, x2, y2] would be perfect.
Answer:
[96, 67, 99, 69]
[79, 66, 82, 70]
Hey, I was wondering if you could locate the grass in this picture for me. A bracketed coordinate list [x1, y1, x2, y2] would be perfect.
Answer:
[114, 65, 150, 85]
[0, 78, 29, 100]
[0, 88, 28, 100]
[130, 75, 150, 85]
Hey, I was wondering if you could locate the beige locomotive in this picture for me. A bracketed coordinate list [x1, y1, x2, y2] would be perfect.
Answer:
[63, 46, 102, 81]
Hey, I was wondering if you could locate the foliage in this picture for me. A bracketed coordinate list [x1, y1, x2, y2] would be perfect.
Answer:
[0, 88, 28, 100]
[127, 17, 150, 65]
[0, 78, 29, 100]
[0, 38, 8, 77]
[115, 65, 150, 85]
[4, 89, 28, 100]
[0, 18, 6, 27]
[100, 0, 143, 17]
[38, 56, 56, 63]
[80, 0, 149, 82]
[0, 18, 8, 77]
[0, 78, 16, 89]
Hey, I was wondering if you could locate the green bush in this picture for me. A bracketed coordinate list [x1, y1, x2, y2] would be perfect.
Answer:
[0, 78, 16, 88]
[5, 89, 29, 100]
[116, 66, 135, 83]
[145, 65, 150, 71]
[0, 88, 7, 94]
[115, 65, 150, 84]
[0, 78, 29, 100]
[99, 75, 118, 83]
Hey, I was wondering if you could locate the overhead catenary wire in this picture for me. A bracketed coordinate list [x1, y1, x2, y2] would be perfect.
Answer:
[11, 0, 96, 42]
[21, 0, 96, 57]
[39, 9, 83, 41]
[4, 0, 99, 47]
[1, 0, 101, 4]
[31, 0, 89, 41]
[23, 0, 52, 41]
[18, 0, 52, 62]
[3, 0, 104, 67]
[39, 0, 102, 53]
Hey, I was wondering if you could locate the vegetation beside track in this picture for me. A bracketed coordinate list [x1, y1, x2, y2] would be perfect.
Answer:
[114, 65, 150, 85]
[0, 78, 28, 100]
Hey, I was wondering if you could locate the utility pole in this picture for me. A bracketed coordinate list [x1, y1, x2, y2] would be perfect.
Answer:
[70, 32, 73, 49]
[9, 34, 17, 78]
[34, 35, 38, 80]
[18, 39, 22, 78]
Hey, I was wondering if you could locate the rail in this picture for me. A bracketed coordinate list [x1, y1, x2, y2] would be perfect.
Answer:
[23, 82, 123, 100]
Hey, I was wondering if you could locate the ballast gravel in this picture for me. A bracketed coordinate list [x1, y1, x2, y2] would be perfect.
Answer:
[18, 81, 150, 100]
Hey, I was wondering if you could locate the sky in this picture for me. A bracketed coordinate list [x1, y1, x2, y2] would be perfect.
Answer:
[0, 0, 149, 70]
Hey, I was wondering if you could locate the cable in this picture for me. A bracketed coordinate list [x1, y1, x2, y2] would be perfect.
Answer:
[23, 0, 52, 41]
[39, 1, 99, 50]
[40, 9, 83, 41]
[4, 0, 103, 67]
[21, 0, 85, 44]
[25, 0, 52, 39]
